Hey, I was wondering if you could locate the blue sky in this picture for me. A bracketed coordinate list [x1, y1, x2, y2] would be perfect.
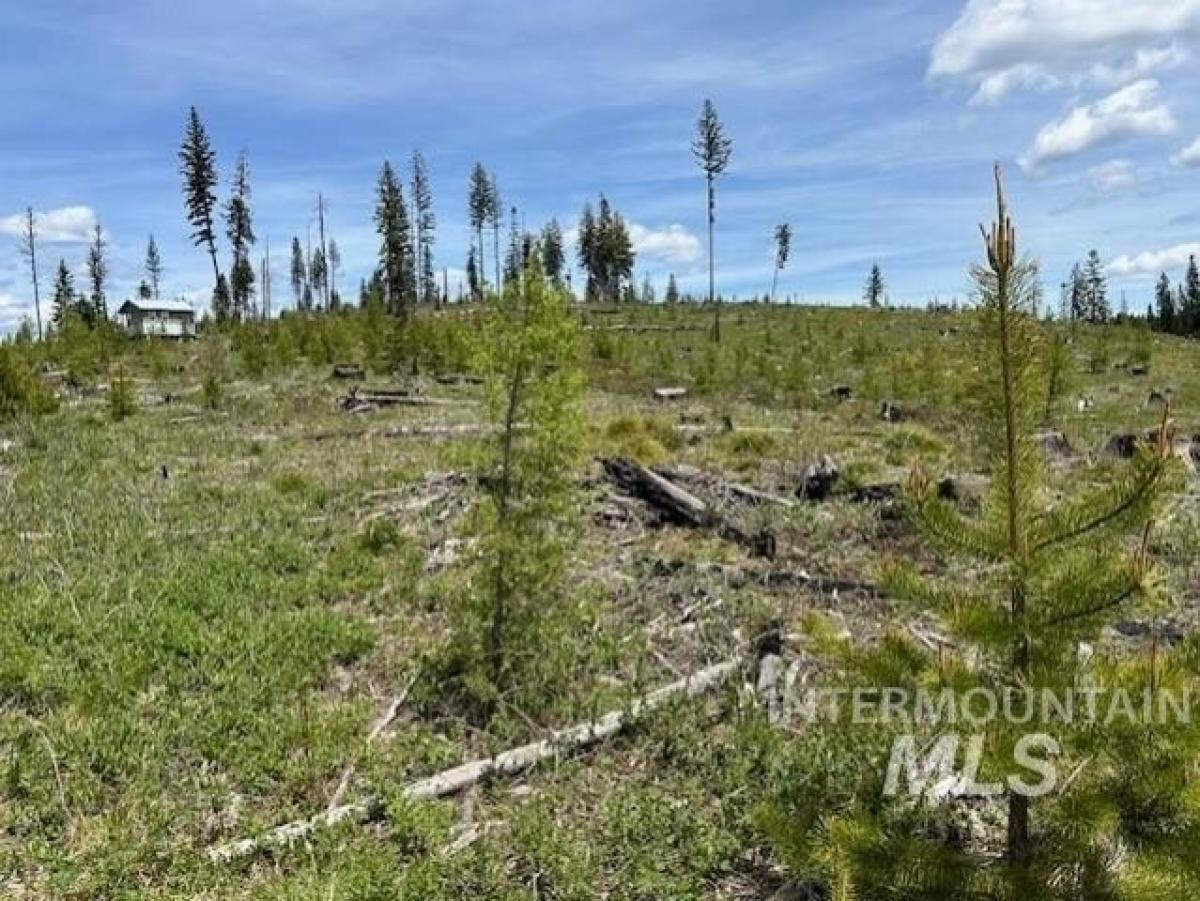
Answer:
[1, 0, 1199, 332]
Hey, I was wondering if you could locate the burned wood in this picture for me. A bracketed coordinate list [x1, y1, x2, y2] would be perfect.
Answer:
[798, 455, 839, 500]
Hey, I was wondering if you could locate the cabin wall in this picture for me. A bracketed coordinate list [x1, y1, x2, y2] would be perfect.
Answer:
[127, 310, 196, 338]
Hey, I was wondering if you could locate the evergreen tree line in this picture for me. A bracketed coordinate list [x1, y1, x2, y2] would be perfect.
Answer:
[1062, 249, 1111, 324]
[1149, 255, 1200, 337]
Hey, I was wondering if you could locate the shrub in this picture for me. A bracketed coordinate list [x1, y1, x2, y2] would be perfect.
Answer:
[108, 365, 136, 421]
[0, 347, 58, 421]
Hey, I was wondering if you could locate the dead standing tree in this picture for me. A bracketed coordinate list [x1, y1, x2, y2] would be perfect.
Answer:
[17, 207, 42, 340]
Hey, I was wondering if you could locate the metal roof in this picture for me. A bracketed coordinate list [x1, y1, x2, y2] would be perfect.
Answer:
[118, 298, 196, 315]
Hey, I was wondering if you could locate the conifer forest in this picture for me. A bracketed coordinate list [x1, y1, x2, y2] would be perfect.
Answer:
[2, 2, 1200, 898]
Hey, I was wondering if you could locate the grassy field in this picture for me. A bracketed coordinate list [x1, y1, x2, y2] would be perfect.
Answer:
[1, 304, 1197, 898]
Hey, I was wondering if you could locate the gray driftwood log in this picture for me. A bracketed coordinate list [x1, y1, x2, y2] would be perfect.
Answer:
[207, 657, 740, 863]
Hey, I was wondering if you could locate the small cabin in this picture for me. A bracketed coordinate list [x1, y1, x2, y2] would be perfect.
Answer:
[117, 299, 197, 339]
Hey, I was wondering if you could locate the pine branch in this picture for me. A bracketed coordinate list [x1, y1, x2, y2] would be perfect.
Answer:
[1032, 453, 1171, 554]
[1043, 584, 1138, 628]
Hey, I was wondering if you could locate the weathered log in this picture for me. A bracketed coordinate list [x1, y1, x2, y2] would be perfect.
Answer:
[326, 677, 416, 813]
[602, 457, 709, 527]
[653, 386, 688, 401]
[435, 373, 485, 386]
[726, 482, 796, 508]
[207, 658, 741, 863]
[332, 363, 366, 380]
[652, 463, 795, 509]
[305, 423, 492, 442]
[602, 457, 775, 554]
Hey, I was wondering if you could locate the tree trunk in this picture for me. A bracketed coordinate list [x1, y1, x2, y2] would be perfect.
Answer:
[25, 210, 42, 341]
[487, 362, 527, 690]
[317, 193, 330, 311]
[493, 226, 501, 296]
[707, 175, 719, 342]
[997, 266, 1033, 868]
[477, 227, 486, 297]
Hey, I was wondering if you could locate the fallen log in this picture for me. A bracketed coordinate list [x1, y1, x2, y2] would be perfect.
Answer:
[326, 676, 416, 814]
[725, 481, 795, 509]
[602, 457, 708, 527]
[653, 463, 795, 509]
[602, 457, 775, 557]
[435, 372, 485, 386]
[339, 391, 466, 411]
[305, 423, 510, 442]
[207, 657, 741, 863]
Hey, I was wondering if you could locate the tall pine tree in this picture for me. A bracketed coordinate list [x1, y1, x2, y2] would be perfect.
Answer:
[410, 150, 436, 305]
[290, 237, 308, 312]
[863, 262, 885, 308]
[17, 207, 42, 341]
[468, 163, 491, 297]
[1083, 249, 1109, 323]
[692, 98, 732, 341]
[1182, 255, 1200, 335]
[327, 239, 342, 310]
[225, 151, 256, 321]
[375, 160, 415, 317]
[145, 235, 163, 300]
[488, 171, 503, 294]
[665, 272, 681, 304]
[86, 224, 108, 324]
[770, 222, 791, 304]
[1155, 272, 1176, 333]
[179, 107, 222, 297]
[540, 218, 565, 285]
[51, 259, 75, 328]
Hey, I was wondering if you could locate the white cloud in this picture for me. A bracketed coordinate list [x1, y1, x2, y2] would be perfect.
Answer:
[1089, 43, 1188, 87]
[1109, 241, 1200, 276]
[1172, 136, 1200, 167]
[930, 0, 1200, 103]
[0, 291, 34, 335]
[0, 291, 28, 314]
[1088, 159, 1138, 192]
[0, 205, 97, 243]
[968, 63, 1058, 106]
[627, 223, 701, 264]
[1020, 80, 1175, 169]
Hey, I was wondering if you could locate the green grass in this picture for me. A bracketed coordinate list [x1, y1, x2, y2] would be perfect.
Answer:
[1, 304, 1197, 897]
